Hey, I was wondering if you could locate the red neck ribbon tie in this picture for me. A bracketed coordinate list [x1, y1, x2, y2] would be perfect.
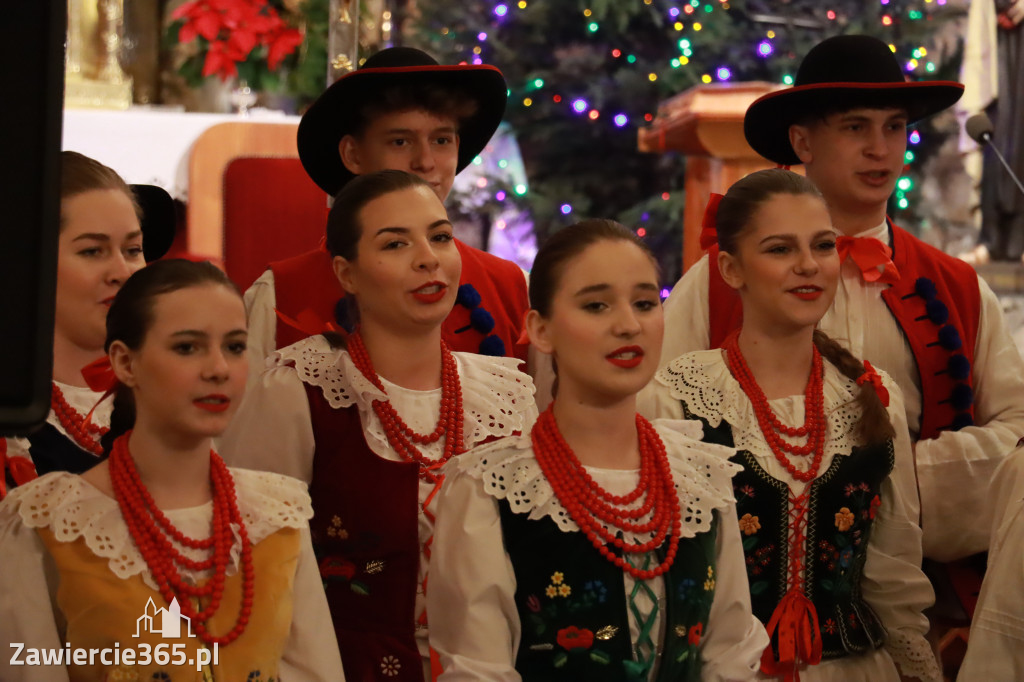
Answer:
[699, 193, 725, 251]
[0, 438, 39, 500]
[759, 587, 823, 682]
[80, 355, 120, 426]
[856, 360, 890, 407]
[836, 236, 900, 284]
[274, 308, 342, 339]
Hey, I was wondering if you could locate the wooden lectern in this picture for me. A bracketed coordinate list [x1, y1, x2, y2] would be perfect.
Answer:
[638, 82, 784, 272]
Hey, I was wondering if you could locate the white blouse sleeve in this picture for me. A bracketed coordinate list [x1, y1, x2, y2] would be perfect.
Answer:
[916, 278, 1024, 561]
[700, 503, 769, 682]
[0, 502, 67, 682]
[429, 466, 522, 681]
[218, 363, 316, 485]
[957, 449, 1024, 681]
[883, 376, 921, 529]
[279, 526, 346, 681]
[242, 268, 279, 390]
[860, 474, 941, 682]
[659, 255, 712, 370]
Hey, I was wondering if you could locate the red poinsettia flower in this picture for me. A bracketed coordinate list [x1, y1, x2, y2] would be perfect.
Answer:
[556, 626, 594, 651]
[688, 622, 703, 646]
[267, 27, 304, 70]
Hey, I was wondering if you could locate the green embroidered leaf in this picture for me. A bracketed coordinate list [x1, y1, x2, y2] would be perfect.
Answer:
[589, 649, 612, 665]
[750, 581, 769, 595]
[553, 652, 568, 668]
[820, 579, 835, 592]
[835, 534, 851, 548]
[742, 536, 758, 551]
[676, 648, 691, 663]
[349, 581, 370, 595]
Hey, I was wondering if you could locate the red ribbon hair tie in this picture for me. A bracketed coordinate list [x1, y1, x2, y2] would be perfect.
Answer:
[274, 307, 343, 339]
[856, 361, 890, 407]
[81, 355, 118, 394]
[699, 193, 724, 251]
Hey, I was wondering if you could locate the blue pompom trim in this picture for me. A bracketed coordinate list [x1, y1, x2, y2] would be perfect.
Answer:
[925, 299, 949, 325]
[951, 413, 975, 431]
[479, 335, 506, 357]
[469, 307, 496, 334]
[947, 354, 971, 381]
[937, 324, 962, 351]
[452, 283, 506, 356]
[914, 277, 937, 300]
[456, 283, 482, 308]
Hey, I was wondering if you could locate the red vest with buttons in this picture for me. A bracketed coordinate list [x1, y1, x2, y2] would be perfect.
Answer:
[270, 239, 529, 363]
[707, 220, 980, 441]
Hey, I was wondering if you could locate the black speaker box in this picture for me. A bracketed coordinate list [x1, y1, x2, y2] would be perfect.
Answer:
[0, 1, 65, 435]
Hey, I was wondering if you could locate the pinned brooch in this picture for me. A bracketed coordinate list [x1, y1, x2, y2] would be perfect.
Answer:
[855, 361, 889, 407]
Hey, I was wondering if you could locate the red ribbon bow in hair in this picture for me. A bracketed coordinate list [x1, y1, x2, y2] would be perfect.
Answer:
[836, 236, 900, 284]
[856, 360, 890, 407]
[698, 193, 725, 251]
[516, 309, 531, 346]
[759, 588, 823, 682]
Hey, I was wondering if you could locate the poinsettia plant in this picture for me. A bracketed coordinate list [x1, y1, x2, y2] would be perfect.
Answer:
[169, 0, 305, 89]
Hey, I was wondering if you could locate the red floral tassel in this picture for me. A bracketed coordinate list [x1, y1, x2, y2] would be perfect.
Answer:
[759, 588, 823, 682]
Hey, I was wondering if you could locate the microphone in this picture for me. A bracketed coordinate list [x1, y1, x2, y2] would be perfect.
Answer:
[966, 112, 1024, 197]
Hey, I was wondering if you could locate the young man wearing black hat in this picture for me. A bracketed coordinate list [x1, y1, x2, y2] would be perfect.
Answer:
[242, 47, 530, 382]
[657, 35, 1024, 567]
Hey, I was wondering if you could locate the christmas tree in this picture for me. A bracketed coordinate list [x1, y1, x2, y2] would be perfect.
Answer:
[410, 0, 964, 283]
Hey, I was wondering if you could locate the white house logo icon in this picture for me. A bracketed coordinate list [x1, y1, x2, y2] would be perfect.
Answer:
[133, 597, 196, 639]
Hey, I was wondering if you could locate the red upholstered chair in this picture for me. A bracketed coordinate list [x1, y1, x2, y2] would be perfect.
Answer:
[186, 122, 327, 291]
[222, 157, 326, 291]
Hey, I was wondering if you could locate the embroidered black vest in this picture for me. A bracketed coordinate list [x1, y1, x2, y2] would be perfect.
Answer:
[498, 499, 719, 682]
[306, 387, 424, 682]
[27, 423, 102, 476]
[696, 410, 892, 660]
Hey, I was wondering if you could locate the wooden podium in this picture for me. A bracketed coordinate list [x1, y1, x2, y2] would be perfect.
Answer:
[638, 82, 784, 271]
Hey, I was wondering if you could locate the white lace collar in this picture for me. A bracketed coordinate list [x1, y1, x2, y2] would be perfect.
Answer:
[3, 468, 312, 590]
[655, 349, 892, 463]
[274, 335, 537, 448]
[451, 420, 739, 542]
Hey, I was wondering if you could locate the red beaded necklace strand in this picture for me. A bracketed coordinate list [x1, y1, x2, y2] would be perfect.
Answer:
[723, 332, 827, 482]
[51, 383, 108, 456]
[109, 433, 253, 647]
[531, 407, 682, 580]
[346, 331, 465, 482]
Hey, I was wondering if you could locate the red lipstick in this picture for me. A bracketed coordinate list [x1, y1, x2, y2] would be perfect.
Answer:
[194, 395, 230, 413]
[606, 346, 644, 369]
[412, 282, 447, 303]
[789, 286, 823, 301]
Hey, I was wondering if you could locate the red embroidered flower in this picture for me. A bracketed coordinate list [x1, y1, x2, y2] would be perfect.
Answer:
[319, 556, 356, 580]
[526, 595, 541, 613]
[556, 626, 594, 651]
[823, 618, 837, 635]
[869, 494, 881, 519]
[688, 622, 703, 646]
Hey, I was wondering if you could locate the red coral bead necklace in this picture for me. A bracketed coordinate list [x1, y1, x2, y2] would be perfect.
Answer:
[346, 330, 465, 482]
[531, 407, 681, 580]
[723, 331, 827, 483]
[109, 433, 253, 647]
[51, 382, 108, 456]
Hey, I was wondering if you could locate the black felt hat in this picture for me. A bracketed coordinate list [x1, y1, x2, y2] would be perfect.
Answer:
[297, 47, 508, 195]
[744, 35, 964, 166]
[130, 184, 176, 262]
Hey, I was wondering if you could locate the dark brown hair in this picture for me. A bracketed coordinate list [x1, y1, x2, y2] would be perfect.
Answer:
[326, 169, 434, 260]
[350, 81, 480, 137]
[529, 219, 658, 318]
[813, 331, 896, 446]
[716, 168, 822, 254]
[60, 150, 140, 229]
[101, 259, 242, 454]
